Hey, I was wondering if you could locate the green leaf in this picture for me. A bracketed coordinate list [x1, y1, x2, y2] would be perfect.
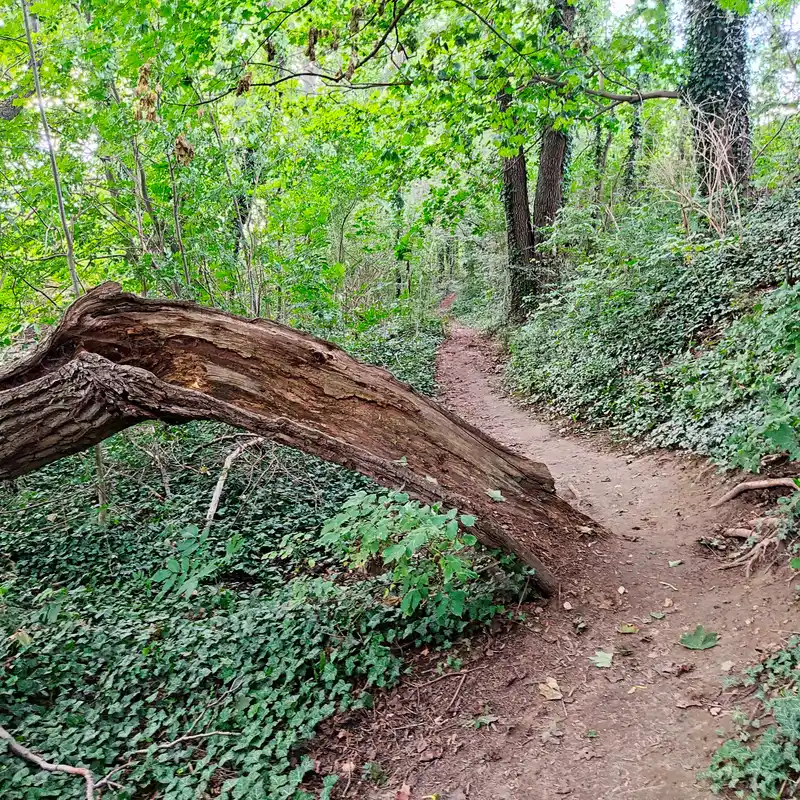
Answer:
[460, 514, 476, 527]
[649, 611, 666, 620]
[668, 560, 682, 567]
[679, 625, 720, 650]
[589, 650, 613, 669]
[382, 543, 407, 563]
[790, 557, 800, 571]
[485, 489, 505, 502]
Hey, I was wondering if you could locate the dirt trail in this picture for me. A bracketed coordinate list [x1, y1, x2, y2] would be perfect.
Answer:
[404, 322, 800, 800]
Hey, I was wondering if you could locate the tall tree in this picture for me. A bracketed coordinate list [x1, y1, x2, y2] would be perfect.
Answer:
[532, 0, 576, 235]
[498, 90, 537, 323]
[685, 0, 750, 192]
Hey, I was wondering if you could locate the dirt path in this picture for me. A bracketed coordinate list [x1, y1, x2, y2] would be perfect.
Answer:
[399, 322, 800, 800]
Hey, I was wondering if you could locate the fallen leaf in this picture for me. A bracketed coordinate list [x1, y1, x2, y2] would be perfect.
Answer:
[650, 611, 666, 620]
[589, 650, 614, 669]
[668, 560, 683, 567]
[538, 677, 563, 701]
[709, 706, 722, 717]
[485, 489, 506, 502]
[679, 625, 720, 650]
[618, 623, 639, 634]
[721, 660, 735, 673]
[617, 586, 627, 595]
[419, 746, 443, 763]
[563, 601, 573, 611]
[663, 598, 674, 608]
[341, 761, 356, 777]
[396, 784, 412, 800]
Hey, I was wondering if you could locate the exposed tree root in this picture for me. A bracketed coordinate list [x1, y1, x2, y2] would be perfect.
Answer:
[717, 534, 782, 577]
[711, 477, 799, 508]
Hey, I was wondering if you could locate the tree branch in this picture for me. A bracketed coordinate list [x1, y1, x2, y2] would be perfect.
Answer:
[0, 725, 95, 800]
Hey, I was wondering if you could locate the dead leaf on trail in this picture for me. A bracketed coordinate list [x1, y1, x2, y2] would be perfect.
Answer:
[538, 677, 563, 700]
[617, 586, 627, 595]
[563, 601, 573, 610]
[650, 611, 666, 620]
[419, 746, 443, 763]
[627, 685, 647, 694]
[663, 597, 674, 608]
[668, 560, 683, 567]
[618, 623, 639, 634]
[589, 650, 614, 669]
[721, 660, 735, 673]
[658, 661, 694, 677]
[396, 784, 412, 800]
[709, 706, 723, 716]
[341, 761, 356, 776]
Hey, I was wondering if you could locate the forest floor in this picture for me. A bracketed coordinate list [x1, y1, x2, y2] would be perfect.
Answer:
[325, 319, 800, 800]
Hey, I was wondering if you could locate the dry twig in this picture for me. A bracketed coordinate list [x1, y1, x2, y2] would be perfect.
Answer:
[0, 725, 95, 799]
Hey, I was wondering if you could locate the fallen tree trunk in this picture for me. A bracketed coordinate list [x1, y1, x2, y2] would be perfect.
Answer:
[0, 283, 594, 594]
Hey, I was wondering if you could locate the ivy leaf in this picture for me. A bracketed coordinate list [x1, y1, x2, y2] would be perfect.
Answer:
[679, 625, 719, 650]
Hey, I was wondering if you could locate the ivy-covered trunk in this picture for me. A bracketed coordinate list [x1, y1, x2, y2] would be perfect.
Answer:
[686, 0, 750, 193]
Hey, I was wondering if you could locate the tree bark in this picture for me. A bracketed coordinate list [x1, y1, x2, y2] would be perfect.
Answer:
[533, 128, 569, 232]
[0, 284, 595, 594]
[498, 88, 537, 324]
[532, 0, 575, 237]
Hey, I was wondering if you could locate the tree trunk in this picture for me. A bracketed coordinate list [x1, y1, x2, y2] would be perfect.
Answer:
[0, 284, 596, 594]
[502, 146, 537, 323]
[686, 0, 750, 193]
[533, 128, 569, 233]
[623, 103, 643, 196]
[532, 0, 575, 237]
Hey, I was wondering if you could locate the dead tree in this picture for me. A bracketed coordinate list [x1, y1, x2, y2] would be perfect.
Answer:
[0, 284, 596, 594]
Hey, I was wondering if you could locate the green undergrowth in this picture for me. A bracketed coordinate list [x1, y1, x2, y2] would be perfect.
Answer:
[505, 190, 800, 471]
[0, 317, 529, 799]
[704, 639, 800, 798]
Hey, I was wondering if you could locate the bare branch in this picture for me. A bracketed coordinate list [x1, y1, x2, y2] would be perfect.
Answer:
[0, 725, 95, 800]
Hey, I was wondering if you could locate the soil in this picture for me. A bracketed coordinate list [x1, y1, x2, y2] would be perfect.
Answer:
[314, 320, 800, 800]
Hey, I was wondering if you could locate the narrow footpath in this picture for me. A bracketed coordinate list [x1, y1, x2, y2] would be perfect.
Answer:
[400, 322, 799, 800]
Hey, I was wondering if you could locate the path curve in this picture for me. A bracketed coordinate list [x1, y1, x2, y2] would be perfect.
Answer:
[412, 322, 799, 800]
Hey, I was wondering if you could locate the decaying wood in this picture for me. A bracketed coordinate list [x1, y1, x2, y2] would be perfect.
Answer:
[203, 437, 264, 535]
[0, 283, 596, 594]
[711, 477, 799, 508]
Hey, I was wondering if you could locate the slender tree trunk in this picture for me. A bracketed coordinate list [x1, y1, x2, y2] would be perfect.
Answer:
[22, 0, 110, 525]
[623, 103, 643, 196]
